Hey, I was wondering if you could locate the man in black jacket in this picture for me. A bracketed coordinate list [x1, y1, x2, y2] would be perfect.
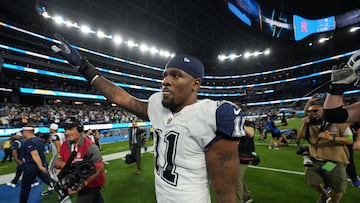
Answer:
[129, 120, 145, 175]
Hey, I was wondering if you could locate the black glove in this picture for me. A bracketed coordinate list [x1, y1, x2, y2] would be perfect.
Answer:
[328, 63, 357, 95]
[51, 34, 100, 84]
[51, 33, 83, 67]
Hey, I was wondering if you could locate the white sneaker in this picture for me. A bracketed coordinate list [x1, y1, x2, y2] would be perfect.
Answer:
[31, 182, 40, 187]
[59, 195, 71, 203]
[6, 182, 16, 188]
[41, 187, 54, 196]
[268, 146, 272, 149]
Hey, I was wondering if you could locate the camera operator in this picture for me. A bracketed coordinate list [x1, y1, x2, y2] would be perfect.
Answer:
[54, 117, 106, 203]
[298, 104, 353, 203]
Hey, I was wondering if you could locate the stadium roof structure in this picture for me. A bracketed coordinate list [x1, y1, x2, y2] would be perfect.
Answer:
[1, 0, 360, 76]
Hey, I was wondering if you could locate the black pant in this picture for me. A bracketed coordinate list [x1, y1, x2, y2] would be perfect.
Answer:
[11, 164, 24, 184]
[346, 144, 358, 180]
[131, 144, 141, 170]
[77, 187, 104, 203]
[20, 163, 50, 203]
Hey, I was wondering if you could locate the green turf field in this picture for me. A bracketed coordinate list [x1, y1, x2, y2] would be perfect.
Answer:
[1, 118, 360, 202]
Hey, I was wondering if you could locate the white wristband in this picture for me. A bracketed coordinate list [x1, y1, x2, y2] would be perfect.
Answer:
[90, 75, 100, 85]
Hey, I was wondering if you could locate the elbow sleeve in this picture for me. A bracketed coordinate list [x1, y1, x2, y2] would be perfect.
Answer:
[323, 106, 348, 123]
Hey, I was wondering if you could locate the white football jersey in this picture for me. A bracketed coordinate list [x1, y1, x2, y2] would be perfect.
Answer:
[51, 132, 65, 156]
[148, 92, 245, 203]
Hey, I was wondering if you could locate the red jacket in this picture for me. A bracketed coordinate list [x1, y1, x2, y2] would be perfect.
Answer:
[60, 137, 105, 188]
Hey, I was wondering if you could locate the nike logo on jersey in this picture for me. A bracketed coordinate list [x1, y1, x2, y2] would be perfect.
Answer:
[233, 108, 242, 115]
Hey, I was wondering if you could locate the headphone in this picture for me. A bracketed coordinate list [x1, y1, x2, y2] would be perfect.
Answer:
[77, 124, 84, 133]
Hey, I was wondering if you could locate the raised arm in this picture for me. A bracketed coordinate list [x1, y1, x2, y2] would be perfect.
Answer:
[51, 34, 149, 120]
[205, 139, 239, 203]
[323, 51, 360, 123]
[91, 76, 148, 120]
[304, 95, 319, 115]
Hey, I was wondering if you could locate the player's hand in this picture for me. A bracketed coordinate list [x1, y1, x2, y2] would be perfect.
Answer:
[331, 63, 358, 85]
[51, 33, 100, 84]
[51, 33, 83, 67]
[347, 50, 360, 74]
[39, 166, 48, 174]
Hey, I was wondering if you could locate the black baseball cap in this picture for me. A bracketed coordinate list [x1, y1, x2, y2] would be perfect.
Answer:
[62, 117, 81, 130]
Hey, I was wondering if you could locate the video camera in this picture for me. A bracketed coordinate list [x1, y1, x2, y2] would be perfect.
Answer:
[57, 152, 96, 192]
[309, 115, 323, 125]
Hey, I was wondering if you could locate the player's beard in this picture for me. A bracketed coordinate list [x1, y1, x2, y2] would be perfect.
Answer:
[162, 99, 176, 112]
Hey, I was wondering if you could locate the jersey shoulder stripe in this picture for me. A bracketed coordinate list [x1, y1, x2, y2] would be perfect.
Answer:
[216, 100, 246, 139]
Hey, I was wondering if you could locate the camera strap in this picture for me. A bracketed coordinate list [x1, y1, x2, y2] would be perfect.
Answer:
[314, 122, 333, 156]
[305, 125, 310, 142]
[320, 122, 332, 132]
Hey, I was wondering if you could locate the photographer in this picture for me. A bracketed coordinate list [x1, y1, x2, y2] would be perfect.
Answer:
[54, 117, 105, 203]
[298, 104, 353, 203]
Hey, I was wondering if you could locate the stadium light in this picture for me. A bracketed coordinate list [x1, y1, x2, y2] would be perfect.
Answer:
[113, 36, 123, 45]
[218, 54, 226, 61]
[41, 11, 51, 18]
[350, 26, 360, 32]
[318, 37, 330, 43]
[80, 25, 92, 33]
[218, 49, 269, 61]
[150, 47, 158, 54]
[253, 51, 261, 56]
[127, 40, 138, 48]
[97, 30, 106, 38]
[244, 52, 251, 58]
[54, 16, 64, 24]
[140, 44, 149, 52]
[64, 20, 74, 27]
[37, 8, 175, 59]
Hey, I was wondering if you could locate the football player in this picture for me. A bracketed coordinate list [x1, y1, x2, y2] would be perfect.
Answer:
[51, 34, 246, 203]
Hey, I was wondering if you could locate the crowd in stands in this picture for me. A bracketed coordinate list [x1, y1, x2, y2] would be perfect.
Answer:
[0, 102, 302, 131]
[0, 102, 138, 128]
